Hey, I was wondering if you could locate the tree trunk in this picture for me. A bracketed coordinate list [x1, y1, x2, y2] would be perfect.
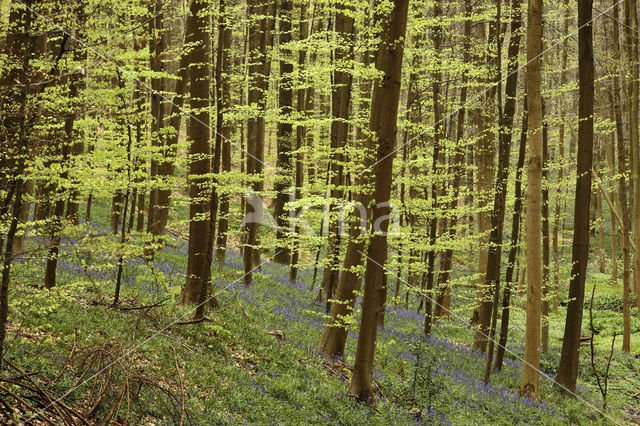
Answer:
[214, 3, 234, 264]
[520, 0, 544, 398]
[423, 0, 444, 338]
[625, 0, 640, 318]
[273, 0, 295, 264]
[552, 5, 570, 312]
[0, 0, 33, 367]
[43, 34, 73, 290]
[317, 44, 374, 357]
[182, 0, 211, 304]
[319, 7, 355, 308]
[348, 0, 408, 404]
[433, 0, 472, 319]
[146, 0, 169, 241]
[609, 2, 632, 352]
[483, 0, 523, 378]
[289, 3, 314, 283]
[470, 21, 496, 332]
[495, 94, 527, 372]
[243, 0, 274, 285]
[541, 101, 550, 352]
[555, 0, 594, 393]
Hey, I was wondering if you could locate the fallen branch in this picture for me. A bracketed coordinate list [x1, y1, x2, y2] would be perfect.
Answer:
[114, 297, 169, 312]
[176, 317, 212, 325]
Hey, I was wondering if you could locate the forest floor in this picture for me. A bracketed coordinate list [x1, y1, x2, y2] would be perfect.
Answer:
[3, 201, 640, 424]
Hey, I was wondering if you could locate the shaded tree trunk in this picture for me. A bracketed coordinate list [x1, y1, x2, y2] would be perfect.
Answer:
[243, 0, 274, 285]
[182, 0, 212, 304]
[319, 7, 355, 308]
[273, 0, 295, 264]
[214, 5, 234, 264]
[0, 0, 33, 367]
[555, 0, 594, 393]
[483, 0, 524, 378]
[423, 0, 444, 338]
[289, 3, 313, 283]
[495, 94, 527, 372]
[608, 2, 632, 352]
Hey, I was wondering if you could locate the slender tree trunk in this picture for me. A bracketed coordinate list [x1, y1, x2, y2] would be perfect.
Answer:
[423, 0, 444, 338]
[555, 0, 594, 393]
[624, 0, 640, 317]
[541, 102, 550, 352]
[43, 34, 73, 289]
[289, 3, 313, 283]
[273, 0, 295, 264]
[0, 0, 33, 367]
[319, 7, 355, 308]
[317, 48, 374, 358]
[64, 4, 87, 226]
[146, 0, 168, 241]
[182, 0, 211, 304]
[611, 91, 632, 353]
[605, 129, 618, 286]
[471, 21, 496, 330]
[495, 94, 527, 372]
[348, 0, 408, 404]
[476, 0, 516, 354]
[112, 71, 135, 306]
[243, 0, 274, 285]
[483, 0, 523, 378]
[433, 0, 472, 319]
[552, 6, 569, 311]
[609, 2, 632, 352]
[214, 6, 234, 264]
[520, 0, 544, 398]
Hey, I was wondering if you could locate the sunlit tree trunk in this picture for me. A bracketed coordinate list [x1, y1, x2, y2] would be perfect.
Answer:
[520, 0, 543, 398]
[609, 2, 632, 352]
[348, 0, 408, 404]
[471, 20, 496, 332]
[541, 101, 550, 352]
[319, 6, 355, 309]
[624, 0, 640, 317]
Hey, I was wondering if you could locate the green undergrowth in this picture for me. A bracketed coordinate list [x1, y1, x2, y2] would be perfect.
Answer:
[3, 202, 640, 424]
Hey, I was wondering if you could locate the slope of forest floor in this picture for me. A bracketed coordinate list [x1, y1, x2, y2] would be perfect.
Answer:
[2, 201, 640, 424]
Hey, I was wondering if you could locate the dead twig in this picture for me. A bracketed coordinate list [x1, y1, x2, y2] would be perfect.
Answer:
[176, 317, 212, 325]
[172, 346, 186, 426]
[114, 297, 169, 312]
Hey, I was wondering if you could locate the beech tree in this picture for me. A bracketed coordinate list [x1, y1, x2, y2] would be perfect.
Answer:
[0, 0, 638, 421]
[520, 0, 543, 398]
[348, 0, 409, 403]
[182, 0, 211, 304]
